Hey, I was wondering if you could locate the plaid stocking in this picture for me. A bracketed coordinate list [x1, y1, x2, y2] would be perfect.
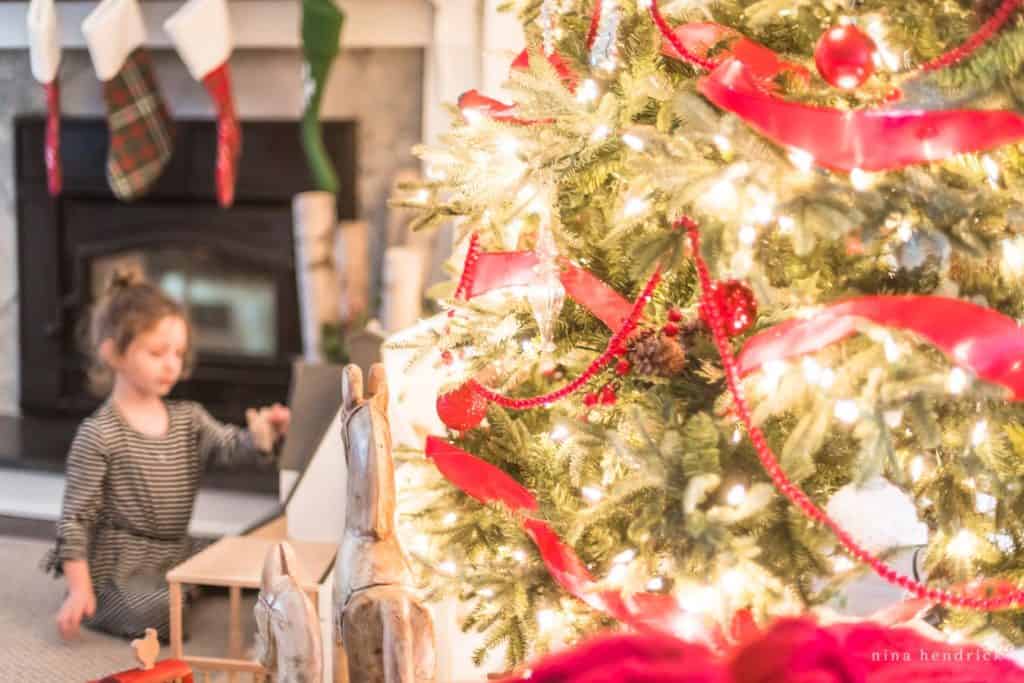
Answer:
[102, 49, 175, 200]
[84, 0, 175, 201]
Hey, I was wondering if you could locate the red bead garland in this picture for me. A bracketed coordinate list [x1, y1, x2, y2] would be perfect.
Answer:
[466, 269, 662, 410]
[919, 0, 1022, 72]
[681, 215, 1024, 612]
[703, 280, 758, 337]
[454, 233, 483, 302]
[647, 0, 717, 72]
[646, 0, 1022, 79]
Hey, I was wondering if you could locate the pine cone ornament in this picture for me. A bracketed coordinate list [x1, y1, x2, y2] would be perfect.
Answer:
[626, 328, 687, 377]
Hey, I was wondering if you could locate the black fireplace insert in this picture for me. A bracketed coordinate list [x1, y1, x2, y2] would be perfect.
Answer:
[13, 116, 356, 485]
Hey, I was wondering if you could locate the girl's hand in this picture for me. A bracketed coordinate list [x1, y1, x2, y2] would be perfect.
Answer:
[265, 403, 290, 438]
[56, 588, 96, 640]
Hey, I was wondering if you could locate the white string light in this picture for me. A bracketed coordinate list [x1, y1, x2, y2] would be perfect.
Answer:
[834, 400, 860, 424]
[850, 168, 874, 191]
[947, 367, 969, 395]
[972, 420, 988, 447]
[591, 124, 611, 142]
[549, 423, 570, 442]
[720, 569, 747, 596]
[622, 133, 645, 151]
[726, 484, 747, 506]
[832, 556, 855, 572]
[577, 79, 600, 103]
[738, 224, 758, 245]
[948, 530, 977, 558]
[982, 155, 1001, 188]
[788, 149, 815, 173]
[624, 196, 649, 217]
[909, 455, 926, 482]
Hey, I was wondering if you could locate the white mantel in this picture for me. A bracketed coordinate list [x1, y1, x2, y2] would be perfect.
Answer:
[0, 0, 433, 49]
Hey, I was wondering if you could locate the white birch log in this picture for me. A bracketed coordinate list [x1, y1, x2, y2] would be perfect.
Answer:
[380, 246, 425, 333]
[336, 219, 370, 324]
[293, 191, 341, 361]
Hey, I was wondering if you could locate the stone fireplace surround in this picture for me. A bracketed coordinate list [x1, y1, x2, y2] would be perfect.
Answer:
[0, 1, 435, 417]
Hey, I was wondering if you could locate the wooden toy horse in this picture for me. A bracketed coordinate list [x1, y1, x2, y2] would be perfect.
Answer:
[254, 541, 323, 682]
[333, 364, 435, 683]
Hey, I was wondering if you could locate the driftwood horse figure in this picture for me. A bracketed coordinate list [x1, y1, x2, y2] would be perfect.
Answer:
[334, 364, 435, 683]
[254, 541, 323, 683]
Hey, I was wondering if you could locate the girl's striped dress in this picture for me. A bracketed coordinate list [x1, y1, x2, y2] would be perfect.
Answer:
[43, 399, 269, 640]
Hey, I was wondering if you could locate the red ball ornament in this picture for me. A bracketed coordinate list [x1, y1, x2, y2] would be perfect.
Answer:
[615, 359, 632, 376]
[667, 308, 684, 323]
[599, 385, 617, 405]
[584, 392, 599, 407]
[815, 24, 877, 90]
[436, 382, 489, 431]
[703, 279, 758, 337]
[662, 322, 680, 337]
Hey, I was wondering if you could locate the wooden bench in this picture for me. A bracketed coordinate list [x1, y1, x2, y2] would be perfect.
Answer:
[165, 519, 335, 683]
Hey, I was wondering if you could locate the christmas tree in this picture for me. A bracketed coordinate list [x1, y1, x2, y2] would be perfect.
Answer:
[393, 0, 1024, 669]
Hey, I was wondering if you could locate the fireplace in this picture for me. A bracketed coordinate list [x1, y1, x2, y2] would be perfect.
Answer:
[14, 116, 356, 484]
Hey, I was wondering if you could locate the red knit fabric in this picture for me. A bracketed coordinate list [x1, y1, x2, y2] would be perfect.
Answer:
[502, 618, 1024, 683]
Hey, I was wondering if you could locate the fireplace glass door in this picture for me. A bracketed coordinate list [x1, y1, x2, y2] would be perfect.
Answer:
[91, 248, 279, 359]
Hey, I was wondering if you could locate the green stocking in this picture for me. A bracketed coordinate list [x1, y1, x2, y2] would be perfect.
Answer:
[301, 0, 344, 193]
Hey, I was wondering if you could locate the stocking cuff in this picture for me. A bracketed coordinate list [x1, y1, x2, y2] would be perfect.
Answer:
[164, 0, 233, 81]
[82, 0, 146, 81]
[27, 0, 60, 83]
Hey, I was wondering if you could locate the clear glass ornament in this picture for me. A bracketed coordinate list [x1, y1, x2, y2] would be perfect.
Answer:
[589, 0, 621, 71]
[539, 0, 558, 56]
[527, 219, 565, 354]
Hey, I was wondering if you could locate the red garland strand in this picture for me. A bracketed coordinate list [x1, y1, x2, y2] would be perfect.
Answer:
[919, 0, 1022, 72]
[467, 268, 662, 409]
[454, 233, 483, 302]
[647, 0, 717, 72]
[683, 215, 1024, 612]
[647, 0, 1022, 76]
[586, 0, 602, 51]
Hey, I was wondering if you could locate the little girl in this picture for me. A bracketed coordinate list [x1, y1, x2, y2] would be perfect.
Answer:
[44, 273, 290, 642]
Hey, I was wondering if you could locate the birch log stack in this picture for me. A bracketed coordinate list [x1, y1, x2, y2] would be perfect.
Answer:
[381, 246, 425, 333]
[336, 219, 370, 323]
[293, 191, 341, 361]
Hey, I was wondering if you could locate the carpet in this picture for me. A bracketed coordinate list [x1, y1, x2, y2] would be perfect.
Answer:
[0, 535, 259, 682]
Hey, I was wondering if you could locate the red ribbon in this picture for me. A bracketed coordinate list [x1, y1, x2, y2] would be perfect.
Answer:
[424, 436, 718, 641]
[511, 49, 579, 90]
[699, 59, 1024, 172]
[466, 251, 633, 331]
[457, 90, 549, 126]
[660, 22, 810, 85]
[425, 436, 538, 512]
[737, 295, 1024, 400]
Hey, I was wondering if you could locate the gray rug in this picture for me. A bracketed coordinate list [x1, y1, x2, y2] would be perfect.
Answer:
[0, 535, 259, 681]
